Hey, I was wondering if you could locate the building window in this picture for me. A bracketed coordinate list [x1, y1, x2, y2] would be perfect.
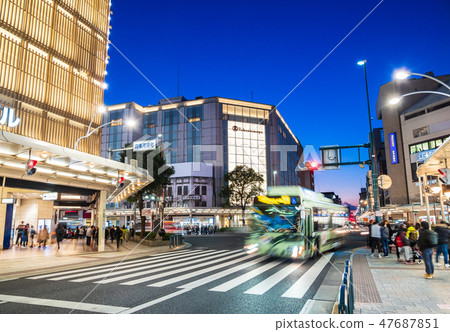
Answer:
[167, 186, 172, 197]
[201, 201, 207, 207]
[195, 186, 200, 195]
[183, 186, 188, 196]
[202, 186, 207, 195]
[143, 112, 158, 137]
[177, 186, 182, 195]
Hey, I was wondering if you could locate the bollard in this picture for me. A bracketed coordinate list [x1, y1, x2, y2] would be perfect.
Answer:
[338, 284, 348, 314]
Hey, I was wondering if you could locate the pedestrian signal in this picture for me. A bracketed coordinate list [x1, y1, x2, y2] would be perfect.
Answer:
[25, 160, 37, 176]
[117, 176, 124, 189]
[438, 168, 450, 184]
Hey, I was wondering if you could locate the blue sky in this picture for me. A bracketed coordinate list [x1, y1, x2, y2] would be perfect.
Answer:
[104, 0, 450, 205]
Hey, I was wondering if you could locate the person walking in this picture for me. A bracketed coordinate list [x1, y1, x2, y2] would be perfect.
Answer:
[21, 224, 29, 248]
[15, 221, 25, 246]
[418, 221, 438, 279]
[38, 225, 49, 248]
[115, 226, 122, 250]
[29, 225, 36, 248]
[110, 226, 115, 243]
[56, 223, 65, 250]
[381, 221, 390, 257]
[130, 226, 135, 242]
[370, 221, 382, 258]
[122, 226, 128, 243]
[86, 225, 93, 246]
[434, 220, 450, 268]
[406, 221, 419, 262]
[104, 227, 109, 244]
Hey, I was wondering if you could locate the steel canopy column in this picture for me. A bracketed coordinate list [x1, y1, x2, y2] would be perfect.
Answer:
[97, 190, 107, 252]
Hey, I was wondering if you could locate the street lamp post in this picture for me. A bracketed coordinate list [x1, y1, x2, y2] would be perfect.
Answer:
[358, 60, 381, 224]
[391, 69, 450, 223]
[74, 118, 136, 151]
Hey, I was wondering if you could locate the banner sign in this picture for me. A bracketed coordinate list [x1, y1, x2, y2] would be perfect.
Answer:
[389, 132, 399, 164]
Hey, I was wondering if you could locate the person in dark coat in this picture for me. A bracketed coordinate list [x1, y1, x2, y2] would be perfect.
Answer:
[115, 226, 122, 250]
[418, 221, 437, 279]
[434, 221, 450, 267]
[56, 223, 65, 250]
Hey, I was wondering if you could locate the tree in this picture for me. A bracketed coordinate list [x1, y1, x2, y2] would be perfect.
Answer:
[120, 143, 174, 239]
[220, 165, 264, 225]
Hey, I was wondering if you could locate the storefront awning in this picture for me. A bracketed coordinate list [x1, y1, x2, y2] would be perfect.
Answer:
[417, 137, 450, 176]
[0, 132, 153, 202]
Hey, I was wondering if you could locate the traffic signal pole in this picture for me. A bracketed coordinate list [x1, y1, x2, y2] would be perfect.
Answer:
[362, 62, 381, 224]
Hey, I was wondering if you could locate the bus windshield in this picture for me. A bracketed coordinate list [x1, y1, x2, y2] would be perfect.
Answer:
[252, 205, 300, 232]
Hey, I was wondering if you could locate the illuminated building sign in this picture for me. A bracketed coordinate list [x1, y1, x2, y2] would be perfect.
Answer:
[0, 107, 20, 128]
[257, 195, 298, 205]
[133, 139, 156, 152]
[389, 132, 399, 164]
[417, 149, 437, 162]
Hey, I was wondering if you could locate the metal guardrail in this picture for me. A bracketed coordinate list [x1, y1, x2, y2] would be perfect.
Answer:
[169, 234, 184, 248]
[337, 259, 354, 314]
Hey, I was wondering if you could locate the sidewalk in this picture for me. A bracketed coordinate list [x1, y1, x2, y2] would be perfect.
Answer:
[352, 247, 450, 314]
[0, 238, 182, 281]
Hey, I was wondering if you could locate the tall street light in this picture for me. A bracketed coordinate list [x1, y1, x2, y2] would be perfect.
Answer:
[74, 118, 136, 151]
[357, 59, 381, 224]
[390, 70, 450, 223]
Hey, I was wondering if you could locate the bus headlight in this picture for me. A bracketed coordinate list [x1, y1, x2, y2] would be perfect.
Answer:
[244, 243, 259, 254]
[291, 245, 304, 258]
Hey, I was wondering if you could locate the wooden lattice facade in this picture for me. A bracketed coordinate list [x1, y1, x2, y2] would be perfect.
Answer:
[0, 0, 110, 155]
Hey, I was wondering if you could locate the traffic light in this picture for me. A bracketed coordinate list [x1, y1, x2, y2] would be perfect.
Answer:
[25, 160, 37, 176]
[116, 176, 124, 189]
[438, 168, 450, 184]
[304, 161, 319, 171]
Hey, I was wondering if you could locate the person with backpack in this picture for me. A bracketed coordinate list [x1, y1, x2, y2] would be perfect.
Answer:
[395, 225, 413, 263]
[406, 221, 419, 262]
[418, 221, 438, 279]
[56, 223, 65, 250]
[434, 221, 450, 268]
[29, 225, 36, 248]
[370, 221, 382, 258]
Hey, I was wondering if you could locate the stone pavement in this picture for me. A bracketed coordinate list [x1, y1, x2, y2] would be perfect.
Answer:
[0, 237, 183, 281]
[352, 247, 450, 314]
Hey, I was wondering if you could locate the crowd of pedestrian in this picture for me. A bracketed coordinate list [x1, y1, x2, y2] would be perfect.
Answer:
[368, 219, 450, 279]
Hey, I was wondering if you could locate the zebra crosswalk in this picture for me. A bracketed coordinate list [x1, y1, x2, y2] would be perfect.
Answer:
[26, 249, 334, 300]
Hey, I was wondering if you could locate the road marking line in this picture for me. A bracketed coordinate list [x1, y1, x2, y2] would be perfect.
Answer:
[281, 253, 333, 299]
[299, 299, 315, 314]
[120, 289, 191, 314]
[179, 256, 269, 290]
[123, 249, 244, 286]
[93, 250, 231, 284]
[0, 294, 129, 314]
[147, 251, 257, 287]
[209, 260, 282, 292]
[0, 301, 8, 305]
[244, 261, 305, 295]
[50, 250, 211, 281]
[28, 249, 201, 280]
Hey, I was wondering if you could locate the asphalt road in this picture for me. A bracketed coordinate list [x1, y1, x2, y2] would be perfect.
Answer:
[0, 231, 366, 314]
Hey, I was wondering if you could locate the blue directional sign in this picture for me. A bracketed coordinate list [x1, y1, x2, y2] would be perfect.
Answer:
[389, 132, 399, 164]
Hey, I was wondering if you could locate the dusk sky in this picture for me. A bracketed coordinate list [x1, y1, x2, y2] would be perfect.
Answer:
[104, 0, 450, 206]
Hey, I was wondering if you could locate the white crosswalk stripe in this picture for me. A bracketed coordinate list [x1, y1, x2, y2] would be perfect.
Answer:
[121, 249, 244, 286]
[27, 249, 199, 280]
[178, 255, 269, 290]
[281, 252, 333, 299]
[208, 260, 283, 292]
[91, 250, 235, 284]
[69, 250, 223, 283]
[147, 251, 259, 287]
[244, 261, 305, 295]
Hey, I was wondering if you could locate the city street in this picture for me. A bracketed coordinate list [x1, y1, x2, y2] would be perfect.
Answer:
[0, 232, 365, 314]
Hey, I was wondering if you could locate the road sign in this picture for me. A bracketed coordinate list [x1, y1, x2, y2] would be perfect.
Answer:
[133, 139, 156, 152]
[378, 175, 392, 189]
[321, 145, 340, 170]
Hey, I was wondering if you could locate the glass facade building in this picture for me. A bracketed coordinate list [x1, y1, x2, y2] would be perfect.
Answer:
[102, 97, 312, 209]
